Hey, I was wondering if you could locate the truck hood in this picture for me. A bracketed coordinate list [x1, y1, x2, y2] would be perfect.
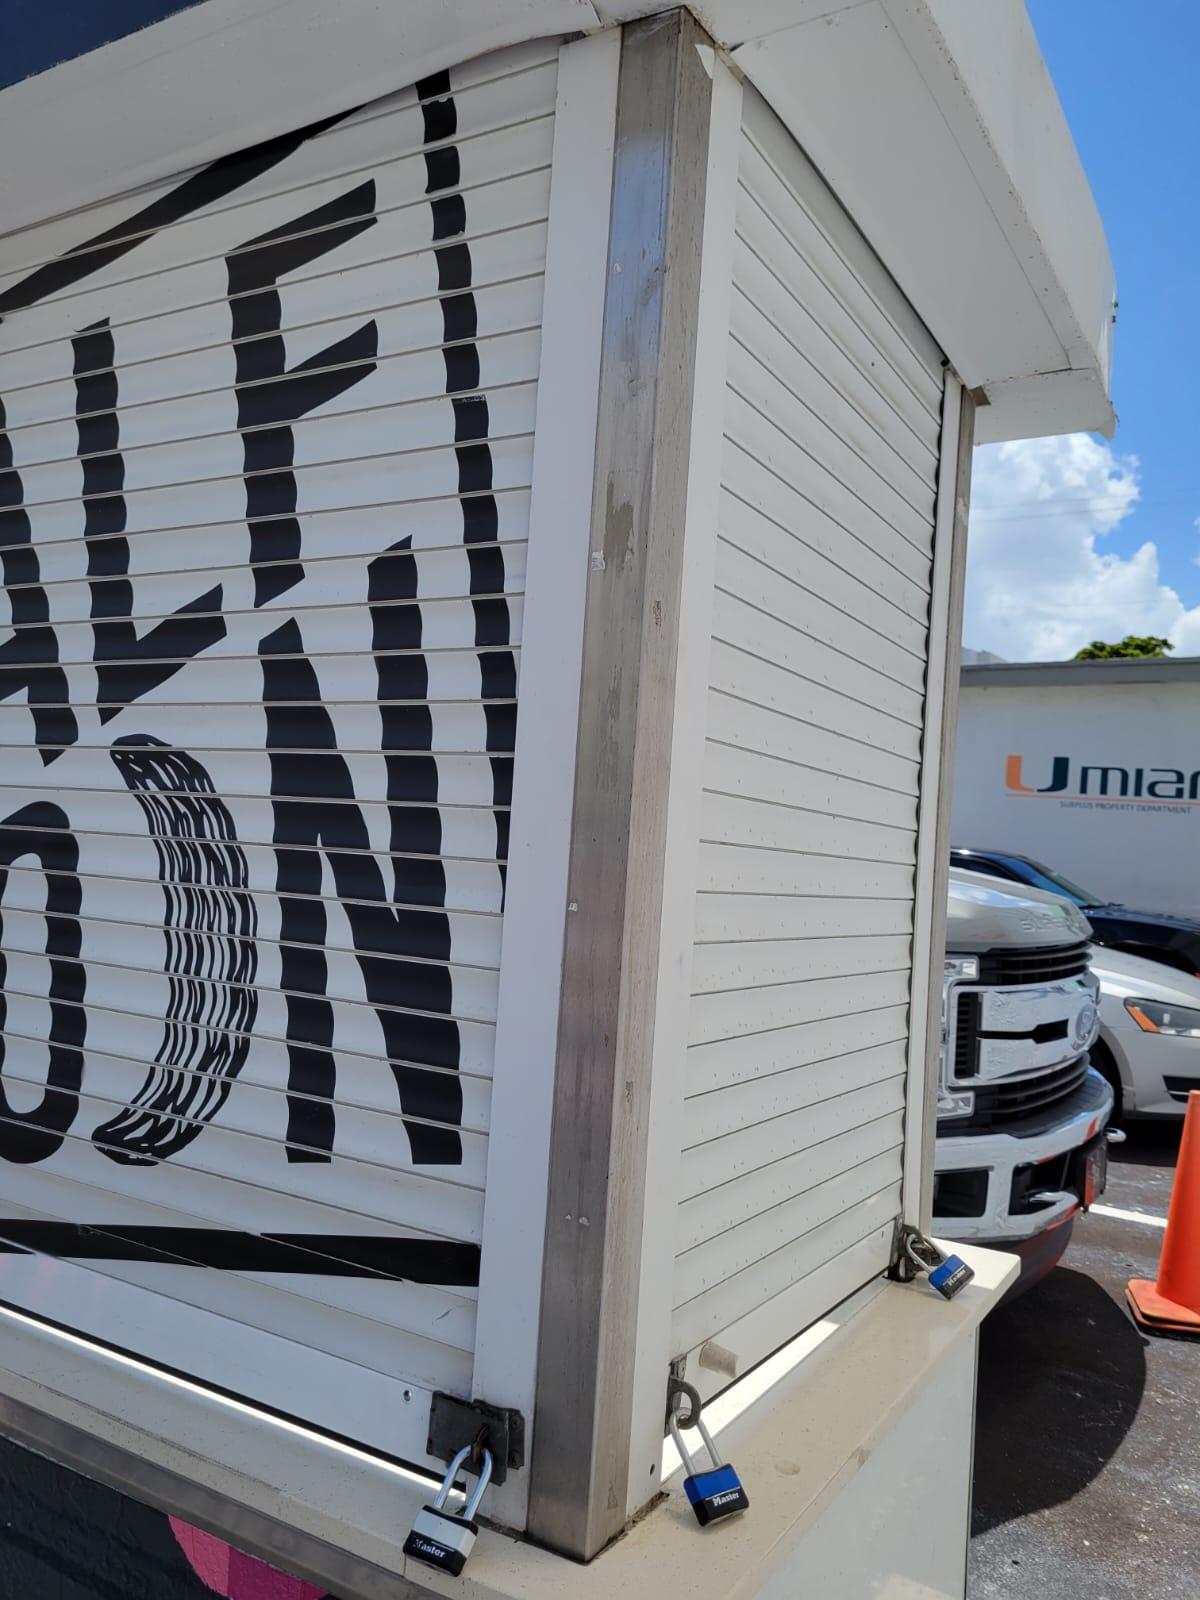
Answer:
[947, 868, 1094, 954]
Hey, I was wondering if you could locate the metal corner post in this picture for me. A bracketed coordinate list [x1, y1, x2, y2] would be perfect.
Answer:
[905, 378, 977, 1229]
[527, 9, 719, 1561]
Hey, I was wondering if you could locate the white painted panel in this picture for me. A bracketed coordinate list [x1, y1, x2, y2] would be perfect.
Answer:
[674, 1146, 903, 1307]
[712, 588, 924, 727]
[726, 256, 939, 486]
[706, 639, 923, 763]
[682, 1075, 905, 1193]
[677, 1104, 905, 1252]
[719, 486, 930, 654]
[693, 893, 914, 946]
[691, 935, 913, 994]
[731, 188, 941, 445]
[715, 536, 927, 694]
[672, 1182, 900, 1353]
[697, 843, 916, 899]
[0, 40, 558, 1471]
[673, 81, 943, 1376]
[737, 109, 944, 392]
[701, 789, 915, 865]
[685, 1008, 912, 1100]
[724, 341, 935, 552]
[684, 1042, 908, 1146]
[689, 971, 912, 1048]
[703, 738, 918, 832]
[722, 398, 932, 592]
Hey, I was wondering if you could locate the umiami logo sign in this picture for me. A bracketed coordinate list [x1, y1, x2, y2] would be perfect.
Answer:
[1006, 754, 1200, 805]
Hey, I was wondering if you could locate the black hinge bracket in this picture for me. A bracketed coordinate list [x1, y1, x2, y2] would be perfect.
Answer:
[427, 1393, 525, 1486]
[888, 1220, 922, 1283]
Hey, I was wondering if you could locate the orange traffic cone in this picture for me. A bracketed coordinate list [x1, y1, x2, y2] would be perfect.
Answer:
[1127, 1090, 1200, 1336]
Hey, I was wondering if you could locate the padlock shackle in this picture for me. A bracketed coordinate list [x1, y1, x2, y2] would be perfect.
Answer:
[669, 1406, 725, 1478]
[668, 1411, 698, 1478]
[431, 1445, 494, 1521]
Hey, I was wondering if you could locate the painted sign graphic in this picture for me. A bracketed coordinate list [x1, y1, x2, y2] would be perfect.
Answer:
[1006, 753, 1200, 806]
[0, 52, 542, 1337]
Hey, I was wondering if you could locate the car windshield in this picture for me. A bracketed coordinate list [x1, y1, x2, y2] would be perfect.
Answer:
[1014, 858, 1105, 908]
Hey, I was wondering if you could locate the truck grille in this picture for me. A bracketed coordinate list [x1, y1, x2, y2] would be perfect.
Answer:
[954, 993, 981, 1077]
[977, 941, 1090, 987]
[964, 1057, 1091, 1126]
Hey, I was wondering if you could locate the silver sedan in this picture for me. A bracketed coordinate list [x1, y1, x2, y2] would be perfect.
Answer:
[1089, 944, 1200, 1118]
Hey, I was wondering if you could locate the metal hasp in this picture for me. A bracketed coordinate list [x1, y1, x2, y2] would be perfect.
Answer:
[426, 1393, 525, 1487]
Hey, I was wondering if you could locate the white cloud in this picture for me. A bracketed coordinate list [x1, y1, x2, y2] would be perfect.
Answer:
[964, 433, 1200, 660]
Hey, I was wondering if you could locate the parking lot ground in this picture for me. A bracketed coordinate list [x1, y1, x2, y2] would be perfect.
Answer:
[969, 1121, 1199, 1599]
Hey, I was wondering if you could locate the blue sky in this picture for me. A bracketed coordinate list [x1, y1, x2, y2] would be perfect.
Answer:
[964, 1, 1200, 658]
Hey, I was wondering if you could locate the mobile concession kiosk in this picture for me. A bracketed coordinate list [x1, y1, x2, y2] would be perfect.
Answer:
[0, 2, 1114, 1595]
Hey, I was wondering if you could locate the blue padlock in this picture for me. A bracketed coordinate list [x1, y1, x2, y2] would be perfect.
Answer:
[901, 1228, 975, 1301]
[669, 1398, 749, 1527]
[929, 1253, 974, 1301]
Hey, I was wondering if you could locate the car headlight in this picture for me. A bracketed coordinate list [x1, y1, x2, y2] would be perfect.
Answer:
[937, 1089, 976, 1119]
[1124, 998, 1200, 1038]
[944, 956, 980, 983]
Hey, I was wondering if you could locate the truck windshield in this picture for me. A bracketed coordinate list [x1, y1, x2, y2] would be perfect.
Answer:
[1015, 859, 1105, 908]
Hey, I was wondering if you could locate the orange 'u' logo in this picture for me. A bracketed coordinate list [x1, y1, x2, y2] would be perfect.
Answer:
[1005, 754, 1036, 794]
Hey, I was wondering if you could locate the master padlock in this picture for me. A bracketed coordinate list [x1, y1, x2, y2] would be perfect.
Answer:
[669, 1385, 749, 1528]
[900, 1226, 975, 1301]
[403, 1443, 493, 1576]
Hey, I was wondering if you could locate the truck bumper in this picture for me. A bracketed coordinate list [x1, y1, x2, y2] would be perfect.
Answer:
[981, 1210, 1079, 1298]
[933, 1069, 1113, 1289]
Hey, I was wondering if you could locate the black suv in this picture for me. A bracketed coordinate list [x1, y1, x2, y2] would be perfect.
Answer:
[950, 847, 1200, 979]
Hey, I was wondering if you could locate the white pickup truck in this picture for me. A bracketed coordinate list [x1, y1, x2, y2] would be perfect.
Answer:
[934, 870, 1115, 1290]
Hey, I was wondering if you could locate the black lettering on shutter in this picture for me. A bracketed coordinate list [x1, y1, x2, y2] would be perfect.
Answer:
[260, 619, 462, 1166]
[73, 319, 226, 721]
[228, 185, 379, 606]
[0, 111, 358, 322]
[417, 74, 516, 892]
[0, 803, 84, 1164]
[0, 400, 77, 762]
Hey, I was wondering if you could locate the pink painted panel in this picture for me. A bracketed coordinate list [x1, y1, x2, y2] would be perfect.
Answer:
[170, 1519, 327, 1600]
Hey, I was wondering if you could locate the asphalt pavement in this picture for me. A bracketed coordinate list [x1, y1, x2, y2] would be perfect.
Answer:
[969, 1121, 1198, 1599]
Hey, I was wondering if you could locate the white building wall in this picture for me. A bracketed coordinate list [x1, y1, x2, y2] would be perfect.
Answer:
[954, 678, 1200, 918]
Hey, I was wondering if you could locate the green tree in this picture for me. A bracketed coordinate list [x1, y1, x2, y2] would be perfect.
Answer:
[1073, 635, 1175, 661]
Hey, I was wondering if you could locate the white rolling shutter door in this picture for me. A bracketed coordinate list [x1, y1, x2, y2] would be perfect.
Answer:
[673, 88, 946, 1367]
[0, 39, 557, 1469]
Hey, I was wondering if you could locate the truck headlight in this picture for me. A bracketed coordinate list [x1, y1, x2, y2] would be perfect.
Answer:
[1125, 998, 1200, 1038]
[944, 956, 980, 983]
[937, 1089, 976, 1119]
[1073, 1002, 1099, 1049]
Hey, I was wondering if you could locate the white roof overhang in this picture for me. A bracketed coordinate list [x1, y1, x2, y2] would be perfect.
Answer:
[0, 0, 1114, 443]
